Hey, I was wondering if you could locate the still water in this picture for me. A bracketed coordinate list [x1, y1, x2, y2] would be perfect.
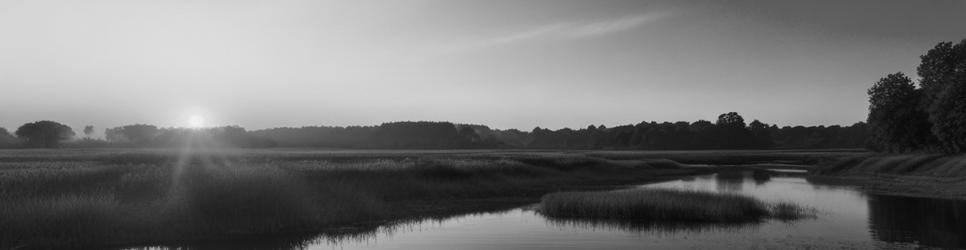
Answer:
[140, 170, 966, 249]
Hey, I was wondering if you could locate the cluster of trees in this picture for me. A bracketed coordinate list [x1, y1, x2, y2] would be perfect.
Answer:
[1, 121, 75, 148]
[103, 124, 276, 147]
[0, 115, 868, 150]
[251, 121, 501, 148]
[252, 115, 867, 150]
[0, 122, 274, 148]
[867, 40, 966, 153]
[478, 113, 866, 150]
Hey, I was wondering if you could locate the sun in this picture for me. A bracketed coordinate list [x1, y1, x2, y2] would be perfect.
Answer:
[187, 115, 205, 128]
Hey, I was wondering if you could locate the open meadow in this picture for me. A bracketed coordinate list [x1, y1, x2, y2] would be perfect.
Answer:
[0, 148, 861, 249]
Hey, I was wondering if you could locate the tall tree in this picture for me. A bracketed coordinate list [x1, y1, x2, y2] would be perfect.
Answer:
[716, 112, 746, 128]
[716, 112, 753, 148]
[83, 125, 94, 139]
[15, 121, 75, 148]
[866, 73, 934, 152]
[918, 40, 966, 152]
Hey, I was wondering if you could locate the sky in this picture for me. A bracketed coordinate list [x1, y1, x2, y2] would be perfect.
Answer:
[1, 0, 965, 133]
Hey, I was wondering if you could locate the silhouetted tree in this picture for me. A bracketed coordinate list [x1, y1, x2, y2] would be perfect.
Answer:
[918, 40, 966, 152]
[866, 73, 935, 152]
[748, 120, 775, 148]
[248, 117, 868, 150]
[106, 124, 160, 146]
[717, 112, 746, 128]
[15, 121, 74, 148]
[715, 112, 754, 148]
[83, 125, 94, 138]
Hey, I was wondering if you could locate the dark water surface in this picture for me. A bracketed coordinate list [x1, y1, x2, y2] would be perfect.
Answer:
[132, 170, 966, 250]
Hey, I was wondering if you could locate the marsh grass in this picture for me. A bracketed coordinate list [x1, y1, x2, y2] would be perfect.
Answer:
[768, 201, 817, 221]
[539, 189, 814, 223]
[0, 149, 702, 249]
[544, 216, 752, 234]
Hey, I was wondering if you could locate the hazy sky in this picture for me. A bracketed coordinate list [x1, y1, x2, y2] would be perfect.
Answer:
[2, 0, 965, 132]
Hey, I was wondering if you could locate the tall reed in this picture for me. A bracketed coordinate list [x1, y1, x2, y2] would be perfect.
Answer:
[539, 189, 813, 222]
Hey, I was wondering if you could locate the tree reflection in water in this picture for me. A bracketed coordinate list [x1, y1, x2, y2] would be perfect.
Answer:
[867, 194, 966, 249]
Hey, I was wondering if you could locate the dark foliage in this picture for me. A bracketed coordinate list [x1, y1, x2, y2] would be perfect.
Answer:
[918, 40, 966, 153]
[14, 121, 74, 148]
[251, 116, 866, 150]
[83, 125, 94, 138]
[866, 39, 966, 153]
[106, 124, 160, 145]
[6, 115, 866, 150]
[251, 121, 502, 149]
[102, 125, 276, 148]
[867, 73, 935, 152]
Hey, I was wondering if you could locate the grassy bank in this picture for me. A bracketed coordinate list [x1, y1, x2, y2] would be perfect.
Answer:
[539, 189, 813, 223]
[809, 154, 966, 199]
[0, 149, 707, 249]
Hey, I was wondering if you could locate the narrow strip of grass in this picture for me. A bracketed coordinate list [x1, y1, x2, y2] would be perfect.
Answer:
[539, 189, 814, 223]
[810, 154, 966, 199]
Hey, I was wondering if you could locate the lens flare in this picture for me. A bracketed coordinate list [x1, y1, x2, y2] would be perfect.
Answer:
[188, 115, 205, 128]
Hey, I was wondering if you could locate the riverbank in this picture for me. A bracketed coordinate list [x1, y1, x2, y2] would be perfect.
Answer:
[809, 154, 966, 199]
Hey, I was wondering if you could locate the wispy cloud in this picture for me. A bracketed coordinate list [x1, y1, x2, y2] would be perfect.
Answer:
[444, 12, 671, 53]
[566, 14, 667, 37]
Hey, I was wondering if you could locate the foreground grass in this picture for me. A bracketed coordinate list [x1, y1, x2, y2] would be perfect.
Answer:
[0, 149, 708, 249]
[539, 189, 814, 223]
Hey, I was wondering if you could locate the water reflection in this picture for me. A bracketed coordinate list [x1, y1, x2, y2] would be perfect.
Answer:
[123, 209, 516, 250]
[751, 170, 771, 185]
[125, 170, 966, 250]
[868, 194, 966, 249]
[713, 170, 745, 192]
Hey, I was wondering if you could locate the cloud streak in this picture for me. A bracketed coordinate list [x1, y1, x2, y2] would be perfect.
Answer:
[445, 12, 671, 53]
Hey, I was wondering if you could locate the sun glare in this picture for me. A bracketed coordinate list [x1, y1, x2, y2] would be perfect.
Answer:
[188, 115, 205, 128]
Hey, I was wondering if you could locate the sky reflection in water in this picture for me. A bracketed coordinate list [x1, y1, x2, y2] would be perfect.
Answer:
[131, 170, 966, 250]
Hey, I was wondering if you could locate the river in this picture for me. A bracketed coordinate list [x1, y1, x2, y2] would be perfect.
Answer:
[132, 170, 966, 249]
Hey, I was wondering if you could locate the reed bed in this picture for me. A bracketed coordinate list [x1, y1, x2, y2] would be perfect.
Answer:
[539, 189, 813, 223]
[0, 149, 700, 249]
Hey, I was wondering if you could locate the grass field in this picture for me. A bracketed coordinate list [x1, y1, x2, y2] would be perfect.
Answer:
[0, 148, 856, 249]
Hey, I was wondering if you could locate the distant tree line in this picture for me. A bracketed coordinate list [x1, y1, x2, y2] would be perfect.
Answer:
[251, 116, 867, 150]
[0, 115, 868, 150]
[473, 114, 866, 150]
[0, 122, 275, 148]
[104, 124, 276, 148]
[866, 39, 966, 153]
[251, 121, 500, 149]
